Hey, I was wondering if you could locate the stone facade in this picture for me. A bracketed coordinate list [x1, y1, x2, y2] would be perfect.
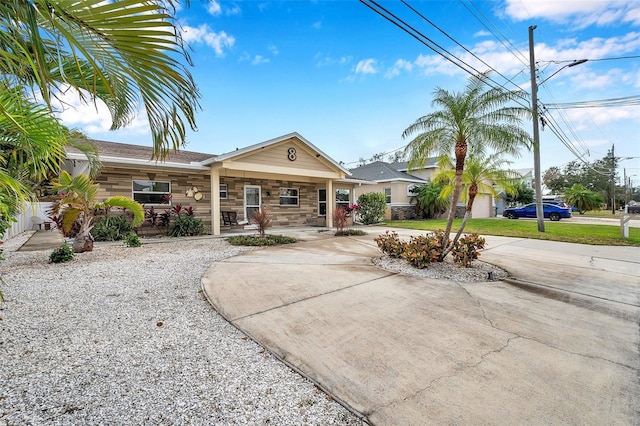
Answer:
[220, 178, 326, 227]
[390, 205, 419, 221]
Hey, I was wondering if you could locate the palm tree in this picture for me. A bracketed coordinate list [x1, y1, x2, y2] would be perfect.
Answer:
[51, 171, 144, 253]
[0, 0, 200, 160]
[402, 73, 531, 259]
[435, 151, 519, 255]
[410, 180, 448, 219]
[564, 184, 603, 214]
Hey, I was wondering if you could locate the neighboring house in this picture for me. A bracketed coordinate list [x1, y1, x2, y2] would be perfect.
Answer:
[348, 161, 428, 220]
[494, 168, 534, 215]
[64, 132, 359, 236]
[350, 158, 506, 219]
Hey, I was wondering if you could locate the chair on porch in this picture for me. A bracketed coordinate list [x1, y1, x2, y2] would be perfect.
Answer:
[221, 211, 239, 227]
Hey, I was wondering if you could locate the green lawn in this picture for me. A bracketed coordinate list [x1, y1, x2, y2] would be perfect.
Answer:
[385, 218, 640, 246]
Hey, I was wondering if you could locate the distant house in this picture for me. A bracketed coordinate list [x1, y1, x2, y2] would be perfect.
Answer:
[349, 161, 427, 220]
[350, 158, 512, 220]
[64, 132, 362, 235]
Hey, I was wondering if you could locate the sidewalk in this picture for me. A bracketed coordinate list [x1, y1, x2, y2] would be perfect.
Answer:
[17, 230, 64, 252]
[202, 226, 640, 425]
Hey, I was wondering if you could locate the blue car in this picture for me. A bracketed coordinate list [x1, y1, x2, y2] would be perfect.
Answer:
[503, 203, 572, 221]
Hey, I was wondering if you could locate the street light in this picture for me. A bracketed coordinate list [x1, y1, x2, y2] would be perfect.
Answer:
[529, 25, 587, 232]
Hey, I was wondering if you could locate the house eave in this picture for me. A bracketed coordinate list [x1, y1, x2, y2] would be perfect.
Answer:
[66, 152, 210, 171]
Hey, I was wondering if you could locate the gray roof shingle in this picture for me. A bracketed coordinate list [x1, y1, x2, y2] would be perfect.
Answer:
[348, 161, 426, 183]
[66, 139, 216, 164]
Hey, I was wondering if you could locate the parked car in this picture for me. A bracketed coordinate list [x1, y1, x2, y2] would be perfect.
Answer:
[503, 203, 572, 221]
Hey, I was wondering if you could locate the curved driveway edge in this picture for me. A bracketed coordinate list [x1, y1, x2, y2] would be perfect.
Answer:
[202, 227, 640, 425]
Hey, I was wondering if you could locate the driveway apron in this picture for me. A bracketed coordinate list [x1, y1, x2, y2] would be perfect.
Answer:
[202, 228, 640, 425]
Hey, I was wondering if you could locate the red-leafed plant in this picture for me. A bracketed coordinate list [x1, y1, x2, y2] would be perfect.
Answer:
[252, 207, 271, 238]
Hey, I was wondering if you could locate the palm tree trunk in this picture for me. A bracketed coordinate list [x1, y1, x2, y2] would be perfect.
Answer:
[440, 140, 467, 259]
[73, 231, 94, 253]
[442, 182, 477, 258]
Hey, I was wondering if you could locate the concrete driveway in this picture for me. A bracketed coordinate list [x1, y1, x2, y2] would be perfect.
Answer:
[202, 226, 640, 425]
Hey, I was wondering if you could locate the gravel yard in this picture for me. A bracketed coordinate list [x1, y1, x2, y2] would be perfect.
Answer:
[0, 233, 361, 425]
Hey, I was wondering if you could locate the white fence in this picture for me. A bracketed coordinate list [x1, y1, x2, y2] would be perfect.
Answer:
[1, 202, 54, 242]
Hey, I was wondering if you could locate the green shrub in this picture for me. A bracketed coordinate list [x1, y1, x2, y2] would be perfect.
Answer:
[357, 192, 387, 225]
[335, 229, 367, 236]
[123, 232, 142, 248]
[402, 232, 446, 269]
[227, 234, 296, 246]
[50, 243, 74, 263]
[92, 215, 132, 241]
[451, 234, 486, 267]
[168, 216, 205, 237]
[374, 231, 405, 258]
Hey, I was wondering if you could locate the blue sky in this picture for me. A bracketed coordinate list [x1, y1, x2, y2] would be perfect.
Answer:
[57, 0, 640, 187]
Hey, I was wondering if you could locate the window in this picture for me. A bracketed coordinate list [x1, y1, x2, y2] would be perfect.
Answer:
[132, 180, 171, 205]
[219, 184, 228, 199]
[336, 189, 350, 210]
[384, 187, 391, 204]
[279, 188, 299, 206]
[318, 189, 327, 216]
[407, 184, 419, 196]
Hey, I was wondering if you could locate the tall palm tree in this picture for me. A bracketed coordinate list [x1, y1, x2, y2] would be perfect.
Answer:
[403, 73, 531, 259]
[0, 0, 200, 160]
[435, 151, 519, 256]
[51, 171, 144, 253]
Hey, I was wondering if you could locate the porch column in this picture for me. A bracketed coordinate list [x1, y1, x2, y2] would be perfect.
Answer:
[211, 168, 221, 236]
[326, 178, 334, 229]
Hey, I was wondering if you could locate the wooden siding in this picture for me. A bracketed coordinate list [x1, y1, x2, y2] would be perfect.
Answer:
[236, 138, 335, 173]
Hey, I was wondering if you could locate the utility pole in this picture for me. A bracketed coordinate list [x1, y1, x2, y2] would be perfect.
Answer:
[609, 144, 616, 215]
[528, 25, 545, 232]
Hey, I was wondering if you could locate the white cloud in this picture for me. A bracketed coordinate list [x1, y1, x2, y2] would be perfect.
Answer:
[252, 55, 270, 65]
[354, 58, 378, 75]
[385, 59, 413, 79]
[314, 53, 352, 67]
[268, 44, 279, 56]
[181, 24, 235, 57]
[313, 21, 322, 30]
[51, 85, 149, 137]
[503, 0, 640, 27]
[207, 0, 222, 16]
[474, 30, 492, 37]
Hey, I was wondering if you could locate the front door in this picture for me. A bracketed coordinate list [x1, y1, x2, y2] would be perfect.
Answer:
[244, 185, 261, 223]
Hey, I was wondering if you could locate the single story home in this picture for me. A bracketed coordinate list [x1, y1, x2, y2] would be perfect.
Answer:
[64, 132, 367, 236]
[349, 159, 505, 219]
[347, 161, 428, 220]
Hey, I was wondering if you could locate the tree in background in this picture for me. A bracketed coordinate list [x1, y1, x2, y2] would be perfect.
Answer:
[564, 184, 603, 214]
[506, 182, 535, 206]
[402, 73, 531, 260]
[410, 180, 448, 219]
[435, 151, 518, 254]
[542, 156, 618, 208]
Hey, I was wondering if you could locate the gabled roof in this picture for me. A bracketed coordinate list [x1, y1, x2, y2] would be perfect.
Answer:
[392, 158, 438, 172]
[202, 132, 351, 175]
[349, 161, 426, 183]
[66, 139, 215, 164]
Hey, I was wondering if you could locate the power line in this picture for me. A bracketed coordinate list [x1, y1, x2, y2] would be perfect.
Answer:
[401, 0, 526, 93]
[539, 55, 640, 64]
[458, 0, 529, 66]
[359, 0, 530, 108]
[544, 95, 640, 109]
